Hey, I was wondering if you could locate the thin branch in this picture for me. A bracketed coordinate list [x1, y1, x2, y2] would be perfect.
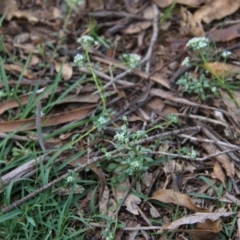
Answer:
[90, 222, 161, 231]
[143, 4, 160, 73]
[179, 134, 239, 148]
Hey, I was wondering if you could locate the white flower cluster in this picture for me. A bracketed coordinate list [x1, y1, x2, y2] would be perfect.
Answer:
[98, 116, 108, 125]
[181, 56, 191, 67]
[67, 176, 75, 183]
[77, 35, 99, 49]
[74, 53, 86, 67]
[121, 53, 141, 68]
[130, 160, 141, 170]
[114, 132, 125, 143]
[186, 37, 209, 50]
[221, 50, 231, 58]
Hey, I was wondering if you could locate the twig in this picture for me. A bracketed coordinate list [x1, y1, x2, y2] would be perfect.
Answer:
[178, 134, 239, 148]
[79, 67, 136, 87]
[90, 222, 161, 231]
[142, 148, 240, 161]
[175, 113, 231, 129]
[143, 4, 160, 73]
[99, 67, 139, 92]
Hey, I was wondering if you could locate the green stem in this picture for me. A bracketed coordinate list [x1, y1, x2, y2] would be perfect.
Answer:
[85, 51, 107, 112]
[199, 51, 240, 108]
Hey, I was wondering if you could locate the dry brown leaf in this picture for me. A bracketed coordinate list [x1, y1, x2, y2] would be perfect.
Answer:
[150, 205, 161, 218]
[202, 142, 235, 178]
[99, 186, 110, 216]
[84, 0, 104, 11]
[147, 97, 165, 113]
[203, 62, 240, 78]
[207, 23, 240, 42]
[0, 88, 63, 115]
[150, 189, 210, 213]
[4, 64, 36, 80]
[220, 89, 240, 118]
[180, 7, 205, 37]
[162, 105, 178, 117]
[53, 60, 73, 81]
[123, 5, 153, 34]
[0, 92, 43, 115]
[161, 212, 234, 231]
[113, 178, 141, 215]
[193, 0, 240, 24]
[59, 94, 99, 104]
[8, 10, 39, 23]
[0, 0, 18, 20]
[0, 105, 95, 132]
[153, 0, 208, 8]
[212, 161, 226, 188]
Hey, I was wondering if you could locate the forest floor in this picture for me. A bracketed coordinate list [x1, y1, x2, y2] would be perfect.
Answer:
[1, 0, 240, 239]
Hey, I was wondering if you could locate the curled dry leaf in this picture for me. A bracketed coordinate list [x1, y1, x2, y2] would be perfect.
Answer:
[150, 189, 210, 213]
[193, 0, 240, 24]
[180, 7, 205, 37]
[161, 212, 235, 231]
[212, 161, 226, 188]
[113, 178, 141, 215]
[220, 89, 240, 130]
[207, 23, 240, 42]
[53, 60, 73, 81]
[0, 88, 63, 115]
[0, 0, 18, 21]
[0, 105, 95, 132]
[203, 62, 240, 78]
[201, 142, 235, 178]
[99, 186, 110, 216]
[123, 5, 154, 34]
[9, 10, 39, 23]
[153, 0, 208, 8]
[4, 64, 36, 80]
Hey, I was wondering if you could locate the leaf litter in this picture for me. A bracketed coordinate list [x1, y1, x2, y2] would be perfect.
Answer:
[0, 0, 240, 239]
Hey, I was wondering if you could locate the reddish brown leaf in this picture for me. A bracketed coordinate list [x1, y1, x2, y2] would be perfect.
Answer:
[150, 189, 210, 213]
[0, 105, 95, 132]
[4, 64, 36, 80]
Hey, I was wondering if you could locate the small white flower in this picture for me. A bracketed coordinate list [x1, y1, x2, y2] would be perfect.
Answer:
[121, 53, 141, 68]
[122, 116, 127, 121]
[105, 152, 111, 159]
[130, 161, 141, 169]
[77, 35, 98, 49]
[181, 57, 191, 67]
[186, 37, 209, 50]
[98, 116, 108, 125]
[74, 53, 86, 67]
[114, 132, 125, 142]
[120, 124, 127, 132]
[136, 130, 146, 138]
[67, 176, 75, 183]
[221, 50, 231, 58]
